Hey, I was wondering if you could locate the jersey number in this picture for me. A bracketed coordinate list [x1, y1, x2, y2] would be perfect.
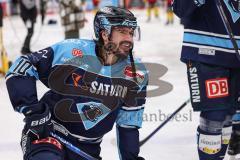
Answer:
[13, 59, 32, 75]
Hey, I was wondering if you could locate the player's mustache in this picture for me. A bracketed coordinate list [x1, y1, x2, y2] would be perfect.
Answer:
[103, 41, 133, 52]
[114, 41, 133, 59]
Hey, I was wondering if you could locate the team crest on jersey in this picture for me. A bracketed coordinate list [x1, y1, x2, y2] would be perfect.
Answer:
[124, 66, 145, 83]
[72, 48, 83, 57]
[82, 105, 103, 122]
[76, 102, 110, 130]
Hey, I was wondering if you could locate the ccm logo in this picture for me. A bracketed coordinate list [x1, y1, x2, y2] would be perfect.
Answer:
[205, 78, 229, 99]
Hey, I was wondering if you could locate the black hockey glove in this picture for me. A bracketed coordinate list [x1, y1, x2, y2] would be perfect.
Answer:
[21, 102, 52, 140]
[137, 157, 145, 160]
[20, 103, 61, 160]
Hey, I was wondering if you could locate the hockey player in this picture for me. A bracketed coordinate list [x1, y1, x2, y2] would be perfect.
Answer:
[92, 0, 100, 14]
[40, 0, 47, 24]
[60, 0, 86, 39]
[145, 0, 159, 22]
[19, 0, 37, 54]
[165, 0, 173, 25]
[5, 6, 148, 160]
[173, 0, 240, 159]
[0, 2, 11, 75]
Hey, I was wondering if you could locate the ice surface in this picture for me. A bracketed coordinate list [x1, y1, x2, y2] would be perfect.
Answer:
[0, 8, 230, 160]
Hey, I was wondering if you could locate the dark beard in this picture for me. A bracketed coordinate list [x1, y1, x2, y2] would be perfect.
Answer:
[103, 41, 133, 59]
[118, 41, 133, 55]
[103, 42, 117, 52]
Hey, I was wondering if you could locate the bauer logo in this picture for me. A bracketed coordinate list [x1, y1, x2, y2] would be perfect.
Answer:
[100, 7, 113, 14]
[72, 48, 83, 57]
[205, 78, 229, 99]
[31, 112, 51, 126]
[122, 20, 137, 27]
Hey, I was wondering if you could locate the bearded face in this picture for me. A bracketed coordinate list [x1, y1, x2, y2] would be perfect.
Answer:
[104, 27, 135, 59]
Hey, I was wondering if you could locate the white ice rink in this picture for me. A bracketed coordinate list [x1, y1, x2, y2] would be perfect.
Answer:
[0, 8, 229, 160]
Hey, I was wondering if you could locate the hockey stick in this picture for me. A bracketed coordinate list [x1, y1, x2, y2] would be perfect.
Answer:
[214, 1, 240, 159]
[139, 98, 190, 147]
[50, 132, 98, 160]
[129, 50, 138, 83]
[214, 0, 240, 59]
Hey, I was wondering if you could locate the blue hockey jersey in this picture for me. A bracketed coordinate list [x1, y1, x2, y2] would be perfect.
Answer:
[173, 0, 240, 68]
[5, 39, 148, 159]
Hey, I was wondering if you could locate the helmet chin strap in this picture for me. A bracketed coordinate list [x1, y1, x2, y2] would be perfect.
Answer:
[99, 41, 118, 65]
[128, 47, 138, 83]
[102, 33, 117, 54]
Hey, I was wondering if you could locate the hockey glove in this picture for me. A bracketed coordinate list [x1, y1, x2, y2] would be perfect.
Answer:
[21, 102, 52, 140]
[137, 157, 145, 160]
[194, 0, 206, 7]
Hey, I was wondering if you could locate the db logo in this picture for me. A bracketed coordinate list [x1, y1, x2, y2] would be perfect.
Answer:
[72, 48, 83, 57]
[205, 78, 229, 99]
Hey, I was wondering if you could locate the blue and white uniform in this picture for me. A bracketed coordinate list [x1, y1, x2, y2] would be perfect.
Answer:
[173, 0, 240, 68]
[173, 1, 240, 160]
[6, 39, 148, 160]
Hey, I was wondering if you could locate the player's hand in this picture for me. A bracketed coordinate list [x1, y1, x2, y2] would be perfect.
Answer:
[22, 103, 52, 140]
[137, 156, 145, 160]
[194, 0, 206, 7]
